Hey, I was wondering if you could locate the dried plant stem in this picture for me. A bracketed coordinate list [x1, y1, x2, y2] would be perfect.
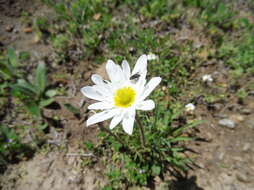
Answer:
[136, 114, 146, 147]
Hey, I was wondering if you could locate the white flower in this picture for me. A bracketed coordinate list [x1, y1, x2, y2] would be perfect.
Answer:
[81, 54, 161, 135]
[147, 53, 158, 61]
[185, 103, 195, 112]
[202, 74, 213, 82]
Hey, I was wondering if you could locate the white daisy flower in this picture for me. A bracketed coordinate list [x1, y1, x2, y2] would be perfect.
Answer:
[147, 53, 158, 61]
[185, 103, 195, 112]
[202, 74, 213, 82]
[81, 54, 161, 135]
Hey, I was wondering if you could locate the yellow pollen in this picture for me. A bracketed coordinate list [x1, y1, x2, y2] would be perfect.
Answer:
[114, 87, 136, 108]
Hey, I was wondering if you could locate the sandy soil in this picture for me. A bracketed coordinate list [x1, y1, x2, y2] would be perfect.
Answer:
[1, 0, 254, 190]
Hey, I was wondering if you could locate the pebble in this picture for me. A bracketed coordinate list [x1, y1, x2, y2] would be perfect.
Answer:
[249, 90, 254, 96]
[230, 114, 244, 122]
[23, 27, 33, 33]
[245, 119, 254, 129]
[236, 172, 251, 183]
[240, 108, 252, 115]
[218, 152, 225, 160]
[218, 119, 236, 129]
[83, 71, 91, 80]
[5, 25, 14, 32]
[213, 103, 223, 111]
[243, 143, 251, 151]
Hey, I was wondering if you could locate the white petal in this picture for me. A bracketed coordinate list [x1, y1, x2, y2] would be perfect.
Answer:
[106, 60, 124, 83]
[93, 84, 113, 97]
[86, 109, 117, 126]
[136, 100, 155, 110]
[132, 54, 147, 76]
[109, 111, 124, 129]
[121, 60, 130, 80]
[140, 77, 161, 101]
[91, 74, 103, 85]
[122, 109, 136, 135]
[88, 102, 113, 110]
[81, 86, 105, 101]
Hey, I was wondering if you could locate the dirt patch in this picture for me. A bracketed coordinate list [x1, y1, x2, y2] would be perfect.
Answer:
[183, 63, 254, 190]
[1, 0, 254, 190]
[0, 150, 106, 190]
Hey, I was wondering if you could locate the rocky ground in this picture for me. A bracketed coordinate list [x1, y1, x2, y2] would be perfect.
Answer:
[0, 0, 254, 190]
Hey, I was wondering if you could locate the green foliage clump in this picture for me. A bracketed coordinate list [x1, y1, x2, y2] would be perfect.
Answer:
[0, 126, 33, 172]
[86, 96, 200, 189]
[0, 48, 57, 119]
[219, 31, 254, 72]
[11, 62, 56, 118]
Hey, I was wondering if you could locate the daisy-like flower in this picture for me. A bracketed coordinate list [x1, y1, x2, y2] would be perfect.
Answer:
[202, 74, 213, 83]
[147, 53, 158, 61]
[81, 55, 161, 135]
[185, 103, 195, 112]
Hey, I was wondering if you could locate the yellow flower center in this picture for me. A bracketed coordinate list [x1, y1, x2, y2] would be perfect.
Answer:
[114, 87, 136, 108]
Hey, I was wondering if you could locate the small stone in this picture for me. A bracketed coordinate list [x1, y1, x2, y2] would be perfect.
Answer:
[218, 119, 236, 129]
[5, 25, 14, 32]
[243, 143, 251, 151]
[245, 119, 254, 129]
[93, 13, 101, 20]
[83, 72, 91, 80]
[230, 114, 244, 122]
[236, 172, 251, 183]
[240, 108, 252, 115]
[218, 152, 225, 160]
[95, 167, 101, 172]
[233, 156, 243, 162]
[249, 91, 254, 96]
[213, 103, 223, 111]
[23, 27, 33, 33]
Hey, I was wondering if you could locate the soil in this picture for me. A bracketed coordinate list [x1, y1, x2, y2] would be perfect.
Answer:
[1, 0, 254, 190]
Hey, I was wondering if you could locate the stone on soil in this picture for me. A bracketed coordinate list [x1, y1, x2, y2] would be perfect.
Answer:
[218, 119, 236, 129]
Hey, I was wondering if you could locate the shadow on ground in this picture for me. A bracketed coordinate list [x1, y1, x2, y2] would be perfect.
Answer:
[172, 175, 204, 190]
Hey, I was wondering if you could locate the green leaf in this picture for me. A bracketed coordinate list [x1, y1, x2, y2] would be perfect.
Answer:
[45, 89, 57, 97]
[25, 102, 41, 117]
[11, 79, 37, 97]
[7, 48, 18, 67]
[0, 57, 15, 79]
[39, 98, 54, 108]
[19, 51, 30, 62]
[169, 136, 192, 143]
[0, 63, 12, 79]
[35, 63, 47, 94]
[64, 103, 80, 114]
[84, 141, 94, 151]
[151, 165, 161, 176]
[37, 123, 48, 130]
[172, 120, 204, 137]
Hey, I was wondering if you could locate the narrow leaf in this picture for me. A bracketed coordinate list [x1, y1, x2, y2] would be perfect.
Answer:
[170, 136, 192, 143]
[64, 103, 80, 114]
[173, 120, 204, 137]
[35, 63, 47, 94]
[11, 79, 37, 97]
[7, 48, 18, 67]
[45, 89, 57, 97]
[39, 98, 54, 108]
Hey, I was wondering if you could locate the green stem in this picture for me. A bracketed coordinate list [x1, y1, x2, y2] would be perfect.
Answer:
[136, 114, 146, 147]
[98, 123, 125, 146]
